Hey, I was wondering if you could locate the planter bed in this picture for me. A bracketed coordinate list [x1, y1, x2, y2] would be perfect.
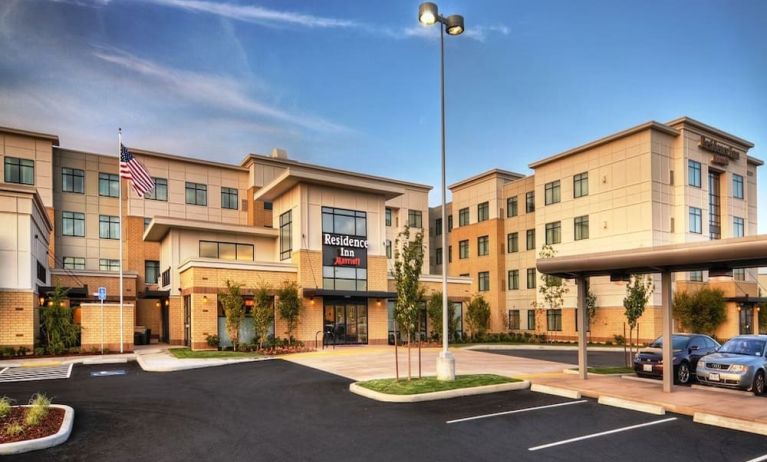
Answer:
[0, 404, 74, 455]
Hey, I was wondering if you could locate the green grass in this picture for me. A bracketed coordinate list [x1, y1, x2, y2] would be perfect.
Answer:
[567, 366, 634, 375]
[357, 374, 519, 395]
[169, 348, 261, 359]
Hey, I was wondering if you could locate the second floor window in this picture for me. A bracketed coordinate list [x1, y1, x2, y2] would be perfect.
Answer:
[146, 178, 168, 201]
[477, 202, 489, 222]
[408, 210, 422, 228]
[574, 215, 589, 241]
[62, 211, 85, 237]
[688, 160, 701, 188]
[199, 241, 254, 261]
[63, 257, 85, 270]
[689, 207, 702, 234]
[145, 260, 160, 285]
[573, 172, 588, 198]
[99, 215, 120, 239]
[62, 168, 84, 193]
[733, 216, 744, 237]
[99, 173, 119, 197]
[221, 187, 239, 210]
[545, 180, 561, 205]
[448, 215, 453, 231]
[186, 182, 207, 206]
[4, 157, 34, 185]
[385, 240, 392, 259]
[525, 191, 535, 213]
[507, 232, 518, 253]
[99, 259, 120, 272]
[545, 221, 561, 245]
[477, 235, 489, 256]
[527, 268, 537, 289]
[435, 248, 442, 265]
[385, 208, 392, 226]
[280, 210, 292, 260]
[508, 270, 519, 290]
[459, 240, 469, 259]
[478, 271, 490, 291]
[507, 196, 518, 217]
[526, 229, 536, 250]
[435, 218, 442, 235]
[458, 207, 469, 226]
[733, 174, 744, 199]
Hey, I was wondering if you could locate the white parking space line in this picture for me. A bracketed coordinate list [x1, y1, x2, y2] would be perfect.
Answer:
[447, 400, 588, 424]
[528, 417, 678, 451]
[745, 455, 767, 462]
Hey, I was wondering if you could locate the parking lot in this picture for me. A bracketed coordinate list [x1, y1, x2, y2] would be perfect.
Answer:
[2, 360, 766, 461]
[475, 347, 628, 368]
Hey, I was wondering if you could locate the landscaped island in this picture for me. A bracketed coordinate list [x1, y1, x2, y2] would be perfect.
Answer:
[357, 374, 520, 395]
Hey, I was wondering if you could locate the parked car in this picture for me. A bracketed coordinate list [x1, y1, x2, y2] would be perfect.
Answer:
[695, 335, 767, 395]
[633, 334, 720, 384]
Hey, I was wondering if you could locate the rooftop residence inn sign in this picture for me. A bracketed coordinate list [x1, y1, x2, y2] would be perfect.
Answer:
[323, 233, 368, 268]
[699, 135, 741, 166]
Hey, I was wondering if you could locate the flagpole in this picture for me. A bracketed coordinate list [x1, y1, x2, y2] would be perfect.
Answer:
[118, 128, 124, 354]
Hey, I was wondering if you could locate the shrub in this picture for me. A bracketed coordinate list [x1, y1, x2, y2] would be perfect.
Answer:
[0, 396, 11, 419]
[205, 335, 220, 348]
[276, 280, 301, 344]
[4, 422, 24, 438]
[16, 346, 28, 357]
[34, 346, 45, 356]
[24, 393, 51, 427]
[1, 347, 15, 358]
[466, 294, 491, 338]
[674, 288, 727, 336]
[613, 334, 626, 346]
[40, 285, 80, 355]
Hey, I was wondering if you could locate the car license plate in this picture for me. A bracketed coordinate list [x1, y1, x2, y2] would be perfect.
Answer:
[709, 373, 720, 382]
[643, 364, 652, 372]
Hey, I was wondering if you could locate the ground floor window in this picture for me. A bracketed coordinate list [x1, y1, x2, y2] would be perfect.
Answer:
[325, 300, 368, 344]
[508, 310, 520, 330]
[527, 310, 535, 330]
[546, 309, 562, 331]
[739, 305, 754, 335]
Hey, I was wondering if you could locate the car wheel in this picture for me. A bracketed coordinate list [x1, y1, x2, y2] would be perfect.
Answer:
[675, 362, 690, 385]
[753, 371, 765, 396]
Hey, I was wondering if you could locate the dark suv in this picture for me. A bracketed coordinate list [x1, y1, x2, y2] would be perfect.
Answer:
[633, 334, 720, 384]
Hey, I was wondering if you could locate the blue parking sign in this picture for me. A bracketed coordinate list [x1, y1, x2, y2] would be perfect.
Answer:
[98, 287, 107, 301]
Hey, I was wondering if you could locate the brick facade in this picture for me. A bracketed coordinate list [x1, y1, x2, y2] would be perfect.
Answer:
[0, 290, 36, 349]
[79, 303, 135, 352]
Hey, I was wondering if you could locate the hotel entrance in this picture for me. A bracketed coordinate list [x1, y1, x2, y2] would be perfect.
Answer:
[324, 299, 368, 345]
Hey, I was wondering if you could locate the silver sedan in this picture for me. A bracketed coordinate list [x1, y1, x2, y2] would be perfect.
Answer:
[695, 335, 767, 395]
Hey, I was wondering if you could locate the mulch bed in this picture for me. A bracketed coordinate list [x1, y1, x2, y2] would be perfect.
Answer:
[0, 407, 65, 444]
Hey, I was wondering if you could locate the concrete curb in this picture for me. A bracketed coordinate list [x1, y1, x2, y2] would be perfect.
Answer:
[463, 344, 628, 353]
[693, 412, 767, 437]
[349, 380, 530, 403]
[598, 396, 666, 415]
[0, 404, 74, 455]
[620, 375, 661, 384]
[530, 383, 581, 399]
[135, 354, 273, 372]
[82, 357, 129, 365]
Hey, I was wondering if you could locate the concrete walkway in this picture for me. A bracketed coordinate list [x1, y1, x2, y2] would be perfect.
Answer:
[281, 345, 571, 381]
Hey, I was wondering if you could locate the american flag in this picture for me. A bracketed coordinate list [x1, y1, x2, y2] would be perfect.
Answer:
[120, 144, 155, 198]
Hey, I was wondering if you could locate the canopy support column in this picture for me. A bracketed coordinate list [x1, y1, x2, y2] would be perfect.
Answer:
[576, 276, 588, 380]
[661, 272, 673, 393]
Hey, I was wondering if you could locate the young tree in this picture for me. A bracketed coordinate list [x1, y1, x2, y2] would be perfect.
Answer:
[585, 280, 598, 331]
[276, 280, 301, 344]
[219, 280, 245, 351]
[538, 244, 568, 334]
[673, 288, 726, 336]
[465, 294, 491, 339]
[393, 226, 425, 381]
[623, 274, 653, 359]
[39, 285, 79, 355]
[252, 281, 274, 349]
[426, 291, 443, 340]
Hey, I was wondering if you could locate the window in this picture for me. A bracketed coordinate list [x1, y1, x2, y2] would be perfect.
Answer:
[408, 210, 422, 228]
[99, 215, 120, 240]
[478, 272, 490, 292]
[477, 202, 489, 222]
[574, 215, 589, 241]
[733, 217, 744, 237]
[688, 160, 702, 188]
[322, 207, 367, 236]
[527, 310, 536, 330]
[509, 310, 520, 330]
[733, 174, 744, 199]
[547, 309, 562, 331]
[62, 211, 85, 237]
[199, 241, 254, 261]
[145, 260, 160, 285]
[508, 270, 519, 290]
[4, 157, 34, 185]
[185, 182, 207, 206]
[99, 259, 119, 272]
[99, 173, 119, 197]
[573, 172, 588, 198]
[145, 177, 167, 201]
[525, 191, 535, 213]
[385, 240, 392, 259]
[527, 268, 537, 289]
[507, 196, 518, 217]
[689, 207, 702, 234]
[526, 229, 536, 250]
[264, 202, 273, 210]
[144, 217, 152, 231]
[447, 215, 453, 231]
[734, 268, 746, 281]
[279, 211, 292, 260]
[161, 268, 170, 287]
[435, 218, 442, 236]
[448, 245, 452, 263]
[36, 261, 46, 283]
[458, 207, 469, 226]
[385, 208, 392, 227]
[435, 248, 442, 265]
[459, 240, 469, 259]
[545, 221, 561, 245]
[62, 168, 84, 193]
[545, 180, 561, 205]
[507, 232, 518, 253]
[221, 187, 239, 210]
[477, 235, 489, 256]
[63, 257, 85, 270]
[689, 271, 703, 282]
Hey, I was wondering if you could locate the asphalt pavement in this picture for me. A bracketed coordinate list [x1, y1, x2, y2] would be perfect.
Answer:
[1, 360, 765, 462]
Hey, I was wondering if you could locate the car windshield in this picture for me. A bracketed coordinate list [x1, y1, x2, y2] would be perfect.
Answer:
[719, 339, 766, 356]
[648, 336, 689, 350]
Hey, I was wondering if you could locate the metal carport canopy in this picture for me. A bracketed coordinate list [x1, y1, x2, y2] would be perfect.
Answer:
[535, 235, 767, 393]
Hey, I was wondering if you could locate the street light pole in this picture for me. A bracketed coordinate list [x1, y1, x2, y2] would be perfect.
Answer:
[418, 2, 464, 381]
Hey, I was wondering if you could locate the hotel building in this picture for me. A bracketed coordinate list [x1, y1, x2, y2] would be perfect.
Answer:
[0, 116, 762, 352]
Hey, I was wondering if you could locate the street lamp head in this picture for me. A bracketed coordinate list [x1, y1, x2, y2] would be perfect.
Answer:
[445, 14, 464, 35]
[418, 2, 438, 26]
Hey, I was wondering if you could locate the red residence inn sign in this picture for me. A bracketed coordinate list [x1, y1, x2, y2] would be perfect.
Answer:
[322, 233, 368, 268]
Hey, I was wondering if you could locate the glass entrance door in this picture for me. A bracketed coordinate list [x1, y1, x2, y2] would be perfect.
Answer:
[325, 300, 368, 344]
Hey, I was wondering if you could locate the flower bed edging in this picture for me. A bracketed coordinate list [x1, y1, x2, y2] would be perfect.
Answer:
[349, 380, 530, 403]
[0, 404, 74, 455]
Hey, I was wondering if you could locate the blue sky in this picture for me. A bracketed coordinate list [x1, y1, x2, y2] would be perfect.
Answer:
[1, 0, 765, 221]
